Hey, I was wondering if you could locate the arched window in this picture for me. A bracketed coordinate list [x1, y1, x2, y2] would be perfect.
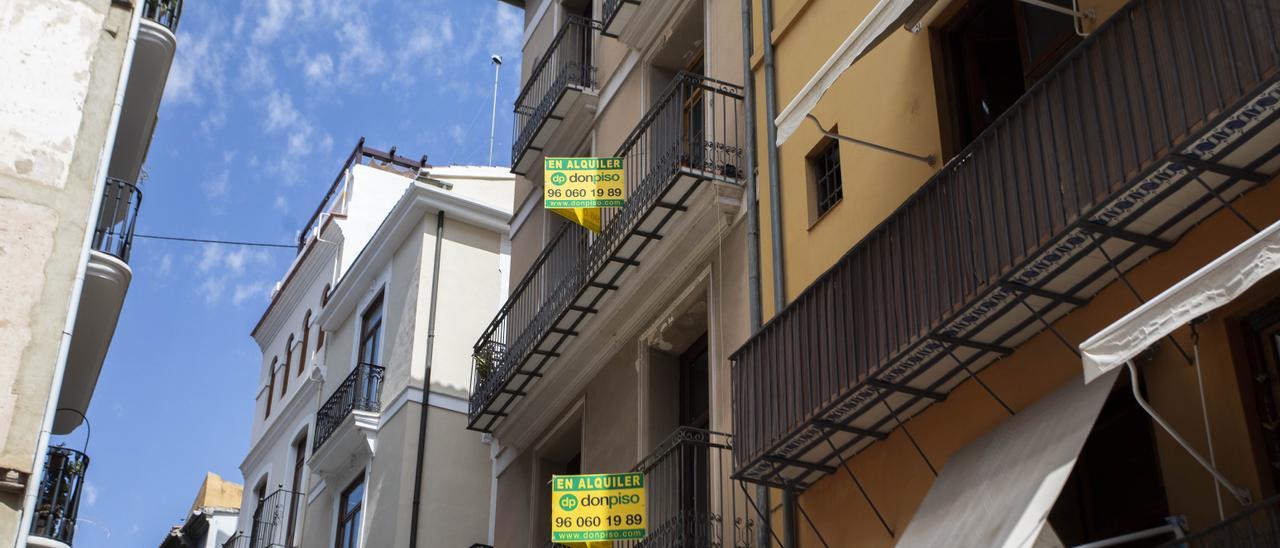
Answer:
[265, 357, 278, 418]
[322, 283, 332, 306]
[299, 311, 312, 377]
[282, 335, 294, 396]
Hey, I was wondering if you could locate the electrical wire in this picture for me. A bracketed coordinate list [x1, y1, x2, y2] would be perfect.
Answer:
[132, 233, 296, 249]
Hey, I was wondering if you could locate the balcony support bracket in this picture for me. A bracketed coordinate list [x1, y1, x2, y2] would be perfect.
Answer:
[867, 379, 947, 401]
[1173, 153, 1271, 185]
[764, 455, 838, 474]
[1079, 221, 1173, 250]
[1001, 281, 1087, 306]
[814, 419, 888, 440]
[929, 334, 1013, 356]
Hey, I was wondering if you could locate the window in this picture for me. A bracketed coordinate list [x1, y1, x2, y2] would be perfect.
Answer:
[335, 474, 365, 548]
[282, 335, 293, 396]
[809, 139, 843, 219]
[358, 292, 384, 367]
[265, 358, 277, 418]
[322, 284, 332, 306]
[934, 0, 1080, 155]
[300, 311, 312, 377]
[286, 434, 307, 545]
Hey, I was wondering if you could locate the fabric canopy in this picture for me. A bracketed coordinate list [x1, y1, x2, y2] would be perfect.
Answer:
[895, 369, 1119, 548]
[774, 0, 938, 146]
[1080, 219, 1280, 383]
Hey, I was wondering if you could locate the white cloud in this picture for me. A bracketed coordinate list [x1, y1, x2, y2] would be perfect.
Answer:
[262, 91, 332, 163]
[494, 3, 523, 53]
[156, 253, 174, 279]
[303, 53, 334, 84]
[232, 281, 270, 306]
[197, 244, 224, 272]
[201, 170, 230, 199]
[450, 124, 466, 146]
[335, 17, 386, 83]
[83, 482, 98, 506]
[264, 91, 300, 133]
[197, 276, 226, 304]
[252, 0, 292, 44]
[224, 246, 271, 276]
[273, 194, 289, 213]
[239, 48, 275, 89]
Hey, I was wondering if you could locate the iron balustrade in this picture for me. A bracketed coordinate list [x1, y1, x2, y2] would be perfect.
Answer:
[1161, 495, 1280, 547]
[142, 0, 183, 34]
[240, 488, 304, 548]
[731, 0, 1280, 487]
[469, 72, 745, 431]
[296, 138, 430, 252]
[93, 177, 141, 263]
[511, 15, 601, 172]
[623, 428, 757, 548]
[314, 363, 384, 451]
[29, 446, 89, 545]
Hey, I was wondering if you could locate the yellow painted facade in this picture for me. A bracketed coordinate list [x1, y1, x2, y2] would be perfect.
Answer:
[748, 0, 1280, 544]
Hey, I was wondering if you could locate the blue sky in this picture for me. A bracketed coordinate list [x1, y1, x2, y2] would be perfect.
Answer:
[52, 1, 523, 545]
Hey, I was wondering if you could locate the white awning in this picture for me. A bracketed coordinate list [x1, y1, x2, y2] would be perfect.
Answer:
[895, 369, 1119, 548]
[774, 0, 937, 146]
[1079, 219, 1280, 383]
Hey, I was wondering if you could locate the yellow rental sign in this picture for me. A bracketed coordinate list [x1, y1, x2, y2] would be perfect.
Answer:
[551, 473, 646, 542]
[544, 157, 626, 209]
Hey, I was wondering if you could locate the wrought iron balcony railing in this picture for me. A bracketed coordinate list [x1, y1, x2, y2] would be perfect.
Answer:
[93, 177, 141, 263]
[29, 446, 89, 545]
[1161, 495, 1280, 547]
[314, 363, 384, 451]
[470, 72, 745, 432]
[224, 488, 303, 548]
[510, 15, 601, 174]
[625, 428, 756, 547]
[142, 0, 183, 34]
[731, 0, 1280, 489]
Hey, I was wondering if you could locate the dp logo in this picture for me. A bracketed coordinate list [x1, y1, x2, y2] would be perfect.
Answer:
[551, 172, 568, 186]
[558, 493, 579, 512]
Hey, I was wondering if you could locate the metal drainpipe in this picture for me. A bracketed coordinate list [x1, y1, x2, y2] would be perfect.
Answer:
[15, 3, 143, 545]
[409, 210, 446, 548]
[760, 0, 796, 545]
[740, 0, 772, 546]
[761, 0, 786, 316]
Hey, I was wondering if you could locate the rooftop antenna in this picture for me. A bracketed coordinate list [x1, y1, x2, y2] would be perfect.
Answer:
[488, 54, 503, 166]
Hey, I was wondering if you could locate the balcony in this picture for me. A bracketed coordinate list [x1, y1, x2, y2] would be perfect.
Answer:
[107, 0, 180, 185]
[27, 447, 89, 548]
[626, 428, 757, 547]
[731, 0, 1280, 489]
[510, 16, 601, 176]
[313, 363, 384, 451]
[470, 72, 746, 432]
[53, 178, 141, 434]
[601, 0, 639, 38]
[223, 488, 303, 548]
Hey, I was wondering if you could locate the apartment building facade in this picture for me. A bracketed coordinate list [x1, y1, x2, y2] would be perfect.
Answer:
[0, 1, 181, 546]
[733, 0, 1280, 545]
[473, 0, 760, 546]
[159, 472, 243, 548]
[231, 142, 513, 548]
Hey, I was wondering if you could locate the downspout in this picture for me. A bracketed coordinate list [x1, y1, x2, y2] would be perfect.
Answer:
[15, 3, 142, 545]
[760, 0, 797, 545]
[761, 0, 786, 315]
[740, 1, 772, 546]
[409, 211, 446, 548]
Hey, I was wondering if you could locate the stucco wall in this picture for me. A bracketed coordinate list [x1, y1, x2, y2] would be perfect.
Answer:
[0, 0, 132, 542]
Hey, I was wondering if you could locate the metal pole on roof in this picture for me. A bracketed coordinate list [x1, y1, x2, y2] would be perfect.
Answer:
[488, 55, 503, 166]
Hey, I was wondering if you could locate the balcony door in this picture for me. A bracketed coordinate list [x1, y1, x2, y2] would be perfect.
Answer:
[561, 0, 594, 85]
[677, 334, 711, 543]
[1243, 299, 1280, 496]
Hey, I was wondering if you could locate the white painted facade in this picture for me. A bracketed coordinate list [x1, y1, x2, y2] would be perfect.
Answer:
[236, 157, 512, 548]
